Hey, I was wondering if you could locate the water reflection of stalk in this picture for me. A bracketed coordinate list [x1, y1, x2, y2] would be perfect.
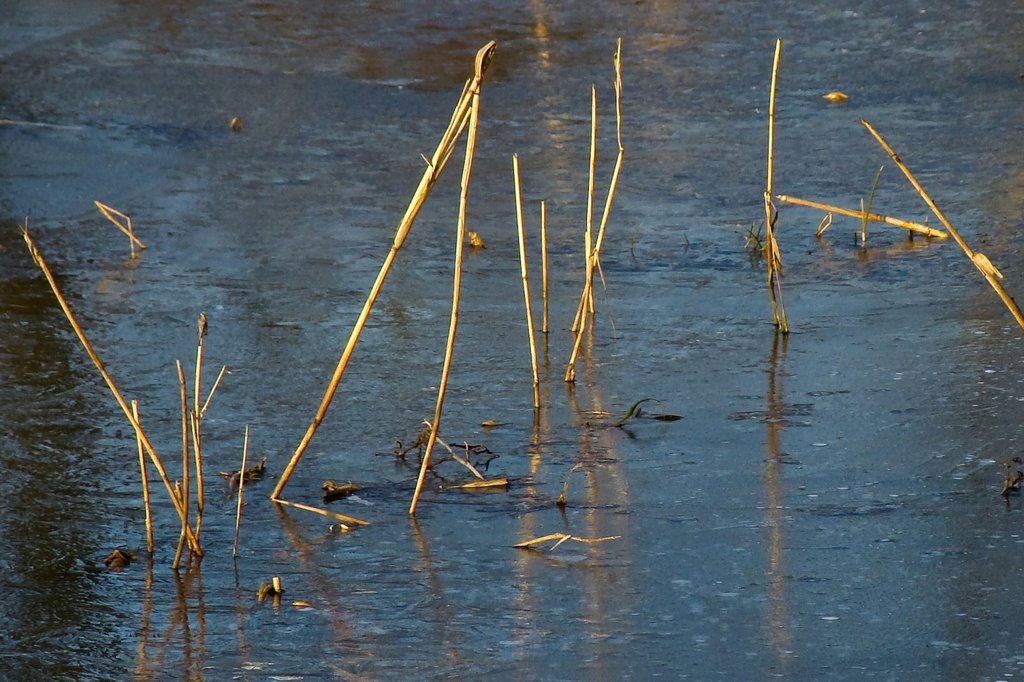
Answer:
[133, 555, 155, 678]
[273, 505, 354, 647]
[763, 332, 792, 670]
[409, 519, 462, 668]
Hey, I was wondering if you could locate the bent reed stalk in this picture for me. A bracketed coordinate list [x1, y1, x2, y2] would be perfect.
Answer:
[22, 226, 200, 554]
[860, 118, 1024, 331]
[274, 41, 497, 502]
[775, 194, 948, 239]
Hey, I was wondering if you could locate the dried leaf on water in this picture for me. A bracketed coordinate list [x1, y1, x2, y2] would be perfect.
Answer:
[469, 231, 486, 248]
[480, 420, 506, 428]
[822, 91, 849, 103]
[292, 600, 313, 610]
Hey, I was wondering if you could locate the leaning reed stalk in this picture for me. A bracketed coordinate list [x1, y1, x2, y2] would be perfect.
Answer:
[233, 425, 249, 558]
[408, 53, 487, 517]
[132, 400, 154, 554]
[540, 200, 549, 335]
[775, 194, 948, 239]
[860, 118, 1024, 331]
[513, 155, 541, 409]
[21, 227, 200, 552]
[274, 41, 497, 501]
[764, 38, 789, 333]
[564, 226, 592, 383]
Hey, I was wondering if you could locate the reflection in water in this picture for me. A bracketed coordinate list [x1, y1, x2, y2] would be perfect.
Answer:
[763, 331, 791, 673]
[409, 518, 462, 669]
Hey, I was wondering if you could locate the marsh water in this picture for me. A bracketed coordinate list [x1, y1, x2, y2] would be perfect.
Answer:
[3, 1, 1024, 679]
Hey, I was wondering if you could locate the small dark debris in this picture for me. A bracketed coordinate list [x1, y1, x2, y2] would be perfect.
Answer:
[104, 548, 134, 571]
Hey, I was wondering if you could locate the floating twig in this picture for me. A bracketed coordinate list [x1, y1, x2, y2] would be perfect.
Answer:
[272, 497, 369, 529]
[513, 533, 620, 551]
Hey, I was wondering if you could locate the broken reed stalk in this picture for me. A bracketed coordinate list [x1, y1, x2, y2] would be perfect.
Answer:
[860, 118, 1024, 331]
[200, 364, 227, 416]
[775, 195, 948, 239]
[21, 227, 200, 553]
[512, 154, 541, 409]
[132, 400, 154, 554]
[273, 40, 497, 501]
[233, 425, 249, 558]
[408, 46, 488, 517]
[564, 227, 591, 383]
[94, 201, 147, 254]
[272, 497, 369, 528]
[764, 38, 789, 333]
[540, 200, 549, 334]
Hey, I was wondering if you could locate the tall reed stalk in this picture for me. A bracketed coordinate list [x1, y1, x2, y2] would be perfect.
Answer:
[408, 44, 490, 517]
[233, 425, 249, 558]
[274, 41, 497, 501]
[763, 39, 789, 333]
[540, 200, 549, 335]
[513, 154, 541, 409]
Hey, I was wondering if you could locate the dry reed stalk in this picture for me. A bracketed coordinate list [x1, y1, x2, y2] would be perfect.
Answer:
[564, 226, 591, 383]
[189, 412, 204, 543]
[408, 46, 489, 517]
[860, 118, 1024, 331]
[191, 314, 208, 544]
[513, 154, 542, 409]
[571, 87, 599, 334]
[21, 227, 200, 552]
[591, 38, 624, 265]
[233, 425, 249, 558]
[273, 41, 497, 501]
[95, 201, 147, 254]
[171, 481, 186, 570]
[513, 532, 620, 549]
[176, 360, 190, 552]
[764, 39, 789, 333]
[132, 400, 154, 553]
[540, 200, 549, 334]
[272, 498, 369, 528]
[775, 194, 948, 239]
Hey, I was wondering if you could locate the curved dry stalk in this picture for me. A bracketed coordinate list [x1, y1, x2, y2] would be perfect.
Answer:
[274, 41, 497, 501]
[860, 118, 1024, 331]
[409, 45, 491, 517]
